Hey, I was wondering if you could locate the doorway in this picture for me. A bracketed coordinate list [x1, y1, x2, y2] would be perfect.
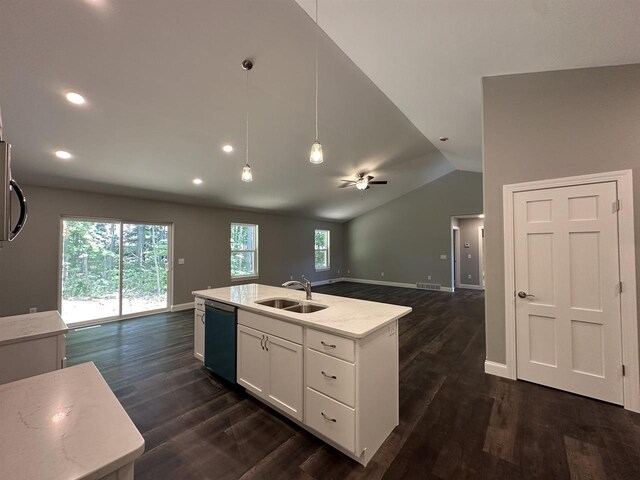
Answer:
[451, 215, 484, 291]
[502, 170, 639, 411]
[60, 218, 172, 326]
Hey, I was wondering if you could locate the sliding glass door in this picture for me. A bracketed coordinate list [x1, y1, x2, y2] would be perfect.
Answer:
[122, 224, 169, 315]
[61, 218, 171, 325]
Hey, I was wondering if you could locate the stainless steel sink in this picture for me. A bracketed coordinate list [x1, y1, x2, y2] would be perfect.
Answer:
[255, 298, 300, 309]
[283, 303, 328, 314]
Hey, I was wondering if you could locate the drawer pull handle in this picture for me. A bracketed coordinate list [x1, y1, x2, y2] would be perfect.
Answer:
[320, 341, 336, 348]
[321, 371, 337, 379]
[321, 412, 337, 422]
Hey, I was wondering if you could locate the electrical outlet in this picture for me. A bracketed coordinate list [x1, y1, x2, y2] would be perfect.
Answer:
[347, 269, 351, 274]
[29, 307, 37, 314]
[440, 254, 447, 260]
[468, 274, 472, 279]
[178, 258, 185, 265]
[427, 275, 431, 280]
[290, 275, 293, 280]
[468, 254, 472, 259]
[337, 269, 341, 274]
[381, 272, 385, 277]
[207, 285, 212, 289]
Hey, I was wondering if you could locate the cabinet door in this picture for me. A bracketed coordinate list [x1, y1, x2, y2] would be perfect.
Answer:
[265, 335, 303, 421]
[237, 325, 267, 397]
[194, 310, 205, 362]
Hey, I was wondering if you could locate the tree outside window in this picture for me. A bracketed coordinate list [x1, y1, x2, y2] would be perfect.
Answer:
[315, 229, 330, 271]
[231, 223, 258, 278]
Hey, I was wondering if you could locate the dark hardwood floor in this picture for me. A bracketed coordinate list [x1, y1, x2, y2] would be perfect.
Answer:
[67, 282, 640, 479]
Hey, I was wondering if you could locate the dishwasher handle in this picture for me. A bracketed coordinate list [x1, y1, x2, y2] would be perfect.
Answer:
[205, 300, 236, 313]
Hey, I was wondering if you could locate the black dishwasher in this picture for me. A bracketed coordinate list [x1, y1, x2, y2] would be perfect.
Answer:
[204, 300, 237, 384]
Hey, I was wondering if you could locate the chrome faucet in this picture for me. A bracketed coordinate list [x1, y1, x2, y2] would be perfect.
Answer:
[282, 276, 312, 300]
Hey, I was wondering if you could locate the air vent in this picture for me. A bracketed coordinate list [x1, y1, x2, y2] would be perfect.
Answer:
[416, 282, 442, 291]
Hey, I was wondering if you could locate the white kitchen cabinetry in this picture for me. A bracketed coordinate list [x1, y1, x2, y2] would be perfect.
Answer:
[265, 334, 303, 418]
[0, 311, 68, 385]
[237, 311, 303, 421]
[194, 297, 205, 362]
[236, 309, 398, 466]
[237, 324, 268, 397]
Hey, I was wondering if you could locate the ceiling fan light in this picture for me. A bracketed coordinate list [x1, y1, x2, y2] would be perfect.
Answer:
[241, 164, 253, 182]
[310, 141, 323, 164]
[355, 177, 368, 190]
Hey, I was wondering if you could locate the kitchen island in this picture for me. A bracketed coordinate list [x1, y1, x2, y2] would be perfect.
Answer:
[0, 362, 144, 480]
[192, 283, 412, 466]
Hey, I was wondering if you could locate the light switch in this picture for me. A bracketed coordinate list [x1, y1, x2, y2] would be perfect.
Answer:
[178, 258, 185, 265]
[468, 254, 472, 259]
[440, 254, 447, 260]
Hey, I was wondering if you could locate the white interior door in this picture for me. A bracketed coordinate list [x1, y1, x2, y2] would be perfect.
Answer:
[514, 181, 623, 404]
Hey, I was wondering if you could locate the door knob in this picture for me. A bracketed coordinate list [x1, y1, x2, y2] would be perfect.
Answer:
[518, 291, 535, 299]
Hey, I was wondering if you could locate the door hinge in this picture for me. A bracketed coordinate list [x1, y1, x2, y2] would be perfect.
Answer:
[613, 199, 621, 212]
[623, 364, 626, 376]
[618, 281, 623, 294]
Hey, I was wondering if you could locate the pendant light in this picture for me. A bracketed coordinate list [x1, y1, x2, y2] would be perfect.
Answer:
[241, 59, 253, 182]
[309, 0, 323, 164]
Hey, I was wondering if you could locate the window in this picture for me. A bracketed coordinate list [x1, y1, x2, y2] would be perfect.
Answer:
[315, 229, 330, 271]
[60, 218, 170, 325]
[231, 223, 258, 278]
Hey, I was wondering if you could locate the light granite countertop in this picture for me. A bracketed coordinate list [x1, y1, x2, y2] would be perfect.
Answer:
[192, 284, 412, 339]
[0, 362, 144, 480]
[0, 310, 68, 346]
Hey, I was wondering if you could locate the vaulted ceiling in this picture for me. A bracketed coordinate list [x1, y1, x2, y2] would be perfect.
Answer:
[2, 1, 639, 221]
[294, 0, 640, 172]
[0, 0, 452, 221]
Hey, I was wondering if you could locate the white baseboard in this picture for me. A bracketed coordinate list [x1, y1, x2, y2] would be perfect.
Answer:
[484, 360, 510, 378]
[171, 302, 195, 312]
[342, 277, 453, 293]
[457, 283, 484, 291]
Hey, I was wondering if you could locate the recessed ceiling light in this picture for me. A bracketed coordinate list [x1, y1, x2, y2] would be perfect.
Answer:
[439, 136, 449, 142]
[222, 145, 233, 153]
[65, 92, 86, 105]
[55, 150, 72, 160]
[192, 178, 203, 185]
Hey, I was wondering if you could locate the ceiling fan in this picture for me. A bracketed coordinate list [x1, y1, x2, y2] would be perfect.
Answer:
[339, 173, 388, 191]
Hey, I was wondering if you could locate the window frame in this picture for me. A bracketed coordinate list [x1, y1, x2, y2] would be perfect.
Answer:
[314, 229, 330, 272]
[230, 222, 259, 280]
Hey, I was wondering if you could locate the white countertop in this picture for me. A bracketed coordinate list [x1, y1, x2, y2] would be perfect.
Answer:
[0, 310, 68, 346]
[0, 362, 145, 480]
[192, 284, 412, 338]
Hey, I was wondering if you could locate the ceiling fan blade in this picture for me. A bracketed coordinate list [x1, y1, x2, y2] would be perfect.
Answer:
[338, 182, 356, 188]
[366, 175, 375, 181]
[368, 181, 388, 185]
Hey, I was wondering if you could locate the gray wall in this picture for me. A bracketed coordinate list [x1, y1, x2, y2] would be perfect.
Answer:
[483, 63, 640, 363]
[457, 217, 483, 287]
[0, 185, 344, 317]
[344, 170, 483, 288]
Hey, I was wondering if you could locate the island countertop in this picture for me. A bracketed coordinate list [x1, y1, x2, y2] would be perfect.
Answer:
[192, 283, 412, 339]
[0, 362, 145, 480]
[0, 310, 68, 347]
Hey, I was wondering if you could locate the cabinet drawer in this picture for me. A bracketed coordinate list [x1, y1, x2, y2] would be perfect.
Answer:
[195, 297, 205, 312]
[306, 387, 355, 453]
[306, 328, 355, 363]
[306, 349, 355, 407]
[239, 310, 303, 344]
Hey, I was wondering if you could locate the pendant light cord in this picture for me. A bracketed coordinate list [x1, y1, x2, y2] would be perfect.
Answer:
[315, 0, 319, 141]
[246, 67, 249, 166]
